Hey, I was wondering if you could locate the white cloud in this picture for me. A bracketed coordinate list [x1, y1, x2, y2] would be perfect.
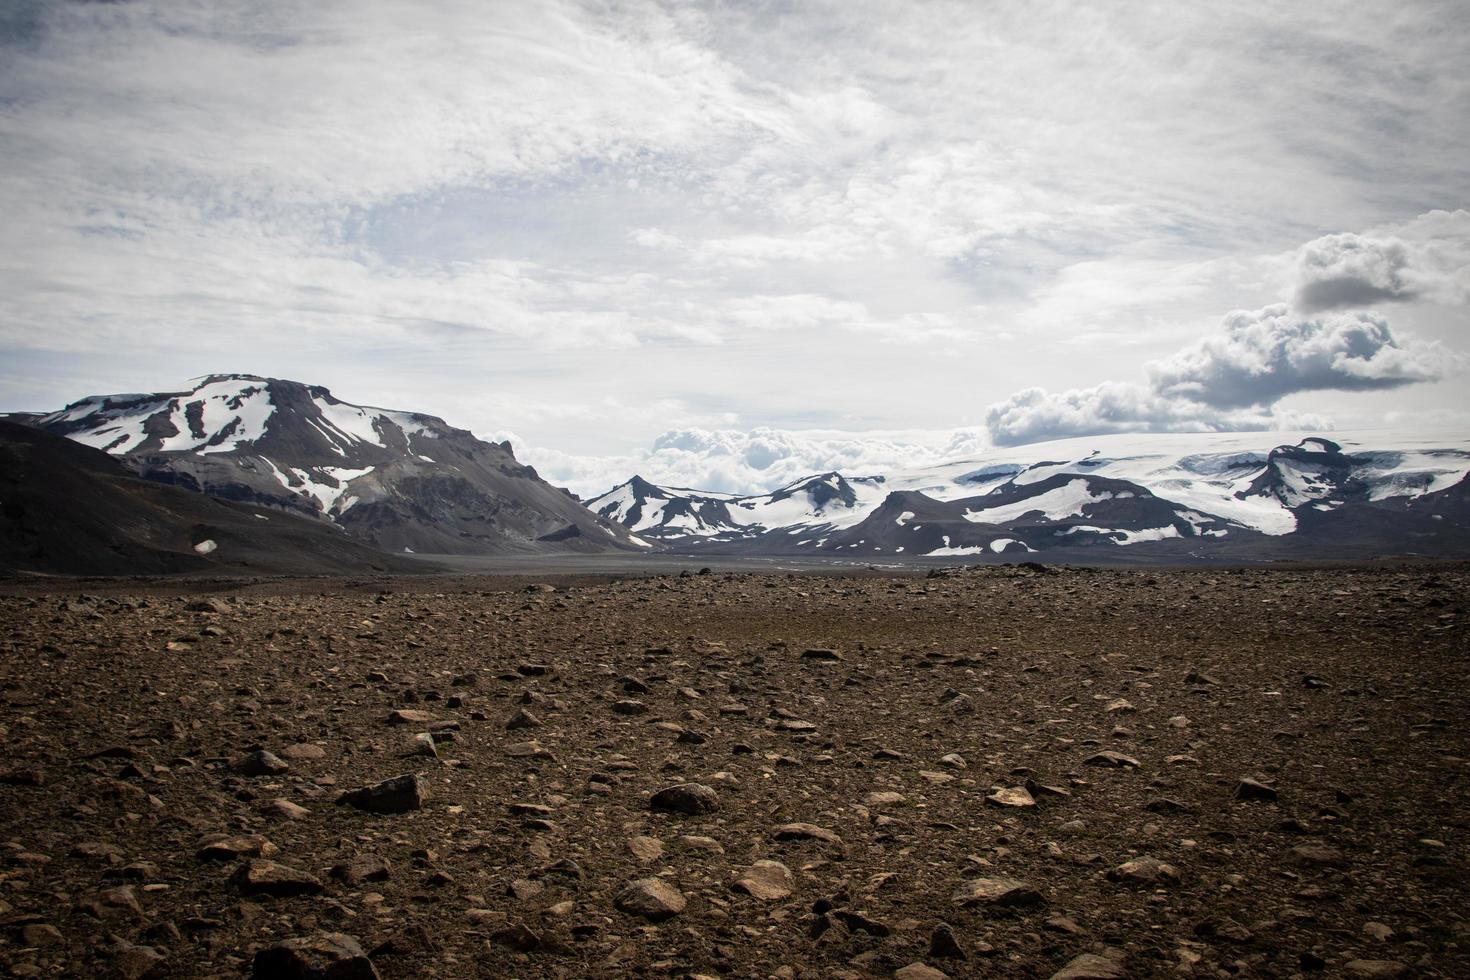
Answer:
[511, 426, 989, 499]
[1150, 305, 1447, 408]
[1292, 210, 1470, 311]
[985, 304, 1453, 446]
[1, 0, 1467, 459]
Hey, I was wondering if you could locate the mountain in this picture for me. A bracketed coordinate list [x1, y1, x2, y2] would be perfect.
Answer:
[0, 421, 428, 576]
[591, 430, 1470, 560]
[20, 375, 643, 556]
[588, 471, 888, 546]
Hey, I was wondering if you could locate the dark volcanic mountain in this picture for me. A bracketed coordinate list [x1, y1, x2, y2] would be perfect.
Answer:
[20, 375, 642, 556]
[0, 421, 426, 576]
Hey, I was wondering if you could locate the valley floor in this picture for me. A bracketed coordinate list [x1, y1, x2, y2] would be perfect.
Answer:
[0, 564, 1466, 978]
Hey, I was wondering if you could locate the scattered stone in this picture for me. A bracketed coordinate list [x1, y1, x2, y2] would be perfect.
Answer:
[928, 922, 965, 959]
[1343, 961, 1408, 978]
[1288, 844, 1348, 868]
[336, 774, 429, 814]
[385, 709, 436, 725]
[951, 877, 1045, 908]
[894, 964, 948, 980]
[985, 786, 1036, 808]
[801, 648, 842, 662]
[197, 834, 278, 862]
[110, 944, 166, 980]
[614, 878, 686, 922]
[732, 860, 794, 900]
[1108, 856, 1180, 886]
[1083, 751, 1140, 768]
[230, 859, 324, 897]
[627, 836, 664, 862]
[649, 783, 719, 815]
[1050, 949, 1127, 980]
[330, 855, 391, 886]
[1235, 777, 1278, 802]
[235, 750, 290, 776]
[279, 743, 326, 761]
[504, 708, 542, 730]
[251, 933, 380, 978]
[265, 799, 311, 821]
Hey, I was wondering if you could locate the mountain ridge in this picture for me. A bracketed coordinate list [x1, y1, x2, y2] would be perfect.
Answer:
[589, 430, 1470, 560]
[19, 374, 644, 557]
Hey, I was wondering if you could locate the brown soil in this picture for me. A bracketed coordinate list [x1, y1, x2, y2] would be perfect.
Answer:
[1, 563, 1466, 978]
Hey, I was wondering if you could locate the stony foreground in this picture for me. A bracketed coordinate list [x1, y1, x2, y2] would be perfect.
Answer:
[0, 563, 1466, 978]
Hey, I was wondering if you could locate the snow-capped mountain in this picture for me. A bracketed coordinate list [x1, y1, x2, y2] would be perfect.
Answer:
[21, 375, 641, 556]
[592, 430, 1470, 560]
[588, 471, 888, 543]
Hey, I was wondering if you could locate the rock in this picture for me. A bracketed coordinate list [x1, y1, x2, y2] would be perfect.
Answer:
[504, 741, 555, 760]
[110, 944, 166, 980]
[894, 965, 948, 980]
[1105, 698, 1136, 713]
[1288, 844, 1348, 868]
[986, 786, 1036, 808]
[951, 877, 1045, 908]
[265, 799, 311, 821]
[336, 774, 429, 814]
[197, 834, 278, 861]
[504, 708, 542, 730]
[732, 860, 794, 900]
[385, 709, 436, 725]
[1083, 751, 1140, 768]
[1363, 921, 1393, 941]
[1235, 777, 1278, 802]
[235, 750, 290, 776]
[230, 859, 324, 897]
[490, 923, 544, 952]
[330, 855, 391, 885]
[95, 885, 144, 917]
[1050, 949, 1127, 979]
[1108, 856, 1180, 886]
[0, 768, 44, 786]
[939, 753, 967, 769]
[279, 743, 326, 761]
[20, 923, 63, 946]
[1343, 961, 1408, 978]
[801, 648, 842, 662]
[1044, 915, 1085, 934]
[928, 922, 965, 959]
[627, 836, 664, 862]
[251, 933, 380, 978]
[771, 822, 847, 856]
[649, 783, 719, 815]
[615, 878, 686, 922]
[1058, 819, 1087, 835]
[406, 732, 438, 758]
[611, 699, 648, 715]
[864, 791, 907, 806]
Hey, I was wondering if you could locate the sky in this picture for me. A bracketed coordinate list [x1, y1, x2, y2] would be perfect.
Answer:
[1, 0, 1467, 496]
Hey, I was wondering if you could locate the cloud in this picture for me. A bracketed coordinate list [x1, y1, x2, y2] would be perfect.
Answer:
[1150, 305, 1445, 408]
[1292, 213, 1470, 311]
[510, 426, 989, 499]
[985, 304, 1450, 446]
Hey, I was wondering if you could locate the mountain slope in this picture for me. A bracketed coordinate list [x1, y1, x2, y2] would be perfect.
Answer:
[24, 375, 643, 556]
[593, 430, 1470, 560]
[0, 421, 428, 576]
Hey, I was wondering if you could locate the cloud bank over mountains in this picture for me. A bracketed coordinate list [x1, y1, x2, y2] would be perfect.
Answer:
[982, 214, 1467, 447]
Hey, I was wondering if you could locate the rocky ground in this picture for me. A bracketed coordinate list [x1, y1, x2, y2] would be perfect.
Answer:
[0, 562, 1466, 979]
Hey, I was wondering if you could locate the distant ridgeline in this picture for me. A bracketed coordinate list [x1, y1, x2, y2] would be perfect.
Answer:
[589, 432, 1470, 560]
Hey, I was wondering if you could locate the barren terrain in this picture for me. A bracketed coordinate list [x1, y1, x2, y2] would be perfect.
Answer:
[1, 562, 1466, 978]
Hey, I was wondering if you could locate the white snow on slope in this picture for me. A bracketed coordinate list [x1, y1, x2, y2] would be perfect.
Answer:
[599, 429, 1470, 542]
[962, 478, 1112, 524]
